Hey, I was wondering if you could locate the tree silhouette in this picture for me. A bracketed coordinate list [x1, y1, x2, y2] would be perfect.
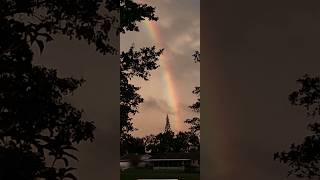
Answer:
[117, 0, 164, 157]
[143, 134, 158, 153]
[143, 129, 200, 154]
[172, 131, 199, 153]
[0, 0, 158, 55]
[144, 131, 174, 154]
[274, 75, 320, 178]
[0, 0, 160, 179]
[144, 131, 200, 154]
[120, 135, 145, 156]
[1, 12, 96, 178]
[0, 61, 95, 179]
[185, 51, 200, 135]
[120, 46, 163, 147]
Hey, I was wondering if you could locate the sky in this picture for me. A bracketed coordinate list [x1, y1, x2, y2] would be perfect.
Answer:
[121, 0, 200, 137]
[30, 0, 201, 178]
[26, 0, 320, 179]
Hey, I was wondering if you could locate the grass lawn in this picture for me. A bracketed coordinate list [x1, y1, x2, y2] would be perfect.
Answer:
[121, 168, 200, 180]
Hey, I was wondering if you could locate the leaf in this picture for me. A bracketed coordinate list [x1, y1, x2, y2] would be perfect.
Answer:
[40, 33, 54, 42]
[63, 145, 78, 151]
[61, 157, 69, 166]
[63, 151, 79, 161]
[64, 173, 77, 180]
[36, 39, 44, 54]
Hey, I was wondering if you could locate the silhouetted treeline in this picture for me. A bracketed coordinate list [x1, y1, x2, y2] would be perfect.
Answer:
[185, 51, 200, 135]
[0, 0, 159, 179]
[275, 75, 320, 178]
[121, 130, 200, 156]
[121, 52, 201, 156]
[120, 46, 163, 142]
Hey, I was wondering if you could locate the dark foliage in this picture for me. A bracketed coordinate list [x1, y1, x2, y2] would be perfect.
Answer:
[185, 52, 200, 134]
[0, 8, 96, 178]
[146, 131, 175, 153]
[0, 0, 159, 179]
[117, 0, 161, 158]
[0, 51, 95, 179]
[275, 75, 320, 178]
[120, 46, 163, 139]
[120, 0, 158, 33]
[0, 0, 158, 55]
[120, 134, 145, 156]
[192, 50, 200, 63]
[173, 131, 200, 152]
[144, 131, 200, 154]
[289, 75, 320, 117]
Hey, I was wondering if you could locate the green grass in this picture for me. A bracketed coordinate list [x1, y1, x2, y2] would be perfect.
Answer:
[121, 168, 200, 180]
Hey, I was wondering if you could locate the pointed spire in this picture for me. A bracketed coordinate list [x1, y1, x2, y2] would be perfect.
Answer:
[164, 114, 172, 133]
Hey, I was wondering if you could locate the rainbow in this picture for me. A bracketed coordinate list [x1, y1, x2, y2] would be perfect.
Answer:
[142, 20, 182, 132]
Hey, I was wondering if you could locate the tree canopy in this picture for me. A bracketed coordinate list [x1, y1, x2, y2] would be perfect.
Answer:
[0, 0, 160, 179]
[274, 75, 320, 178]
[185, 51, 200, 135]
[120, 46, 163, 136]
[0, 27, 95, 178]
[120, 46, 163, 154]
[0, 0, 158, 55]
[144, 130, 200, 154]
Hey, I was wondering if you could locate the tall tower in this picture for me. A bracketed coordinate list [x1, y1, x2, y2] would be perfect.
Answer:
[164, 114, 172, 133]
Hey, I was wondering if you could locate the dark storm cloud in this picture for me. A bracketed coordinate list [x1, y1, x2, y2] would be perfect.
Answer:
[202, 0, 320, 180]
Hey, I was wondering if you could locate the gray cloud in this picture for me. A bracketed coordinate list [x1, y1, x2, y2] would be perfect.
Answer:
[142, 97, 175, 115]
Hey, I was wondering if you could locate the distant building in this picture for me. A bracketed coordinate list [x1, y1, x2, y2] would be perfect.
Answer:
[146, 152, 200, 171]
[120, 115, 200, 171]
[120, 152, 200, 171]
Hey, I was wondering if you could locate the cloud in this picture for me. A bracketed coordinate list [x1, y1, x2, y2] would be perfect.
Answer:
[159, 16, 174, 29]
[142, 97, 175, 115]
[166, 20, 200, 55]
[162, 0, 173, 4]
[168, 33, 194, 55]
[164, 16, 200, 55]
